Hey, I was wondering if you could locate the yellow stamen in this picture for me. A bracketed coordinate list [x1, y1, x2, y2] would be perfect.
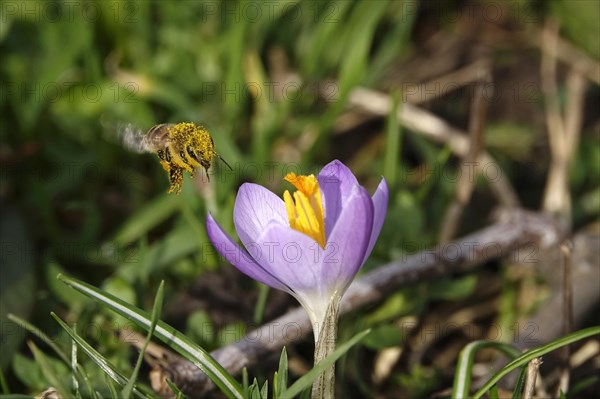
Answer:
[283, 173, 326, 248]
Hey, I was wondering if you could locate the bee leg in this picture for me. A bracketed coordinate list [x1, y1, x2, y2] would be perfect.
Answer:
[204, 167, 210, 182]
[168, 167, 183, 194]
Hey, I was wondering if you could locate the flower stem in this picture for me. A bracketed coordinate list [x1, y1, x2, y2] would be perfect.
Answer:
[312, 298, 340, 399]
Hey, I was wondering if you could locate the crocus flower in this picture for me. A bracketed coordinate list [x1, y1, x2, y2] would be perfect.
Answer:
[206, 160, 388, 340]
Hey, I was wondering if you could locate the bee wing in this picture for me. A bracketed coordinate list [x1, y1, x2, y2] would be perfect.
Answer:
[117, 122, 153, 153]
[101, 117, 153, 154]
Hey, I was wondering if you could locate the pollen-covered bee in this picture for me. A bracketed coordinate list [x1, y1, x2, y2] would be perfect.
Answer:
[117, 122, 231, 194]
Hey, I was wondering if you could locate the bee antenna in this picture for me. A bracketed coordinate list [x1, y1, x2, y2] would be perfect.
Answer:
[218, 155, 233, 171]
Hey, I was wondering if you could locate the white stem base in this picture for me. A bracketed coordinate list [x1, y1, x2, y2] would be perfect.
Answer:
[312, 298, 339, 399]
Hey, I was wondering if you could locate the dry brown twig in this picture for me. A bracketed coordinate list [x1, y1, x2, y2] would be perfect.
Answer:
[533, 30, 600, 86]
[400, 60, 491, 105]
[522, 358, 543, 399]
[347, 87, 521, 208]
[439, 67, 492, 243]
[558, 241, 573, 396]
[540, 20, 587, 222]
[477, 24, 600, 86]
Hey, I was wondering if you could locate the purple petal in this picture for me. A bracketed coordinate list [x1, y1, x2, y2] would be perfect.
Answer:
[251, 222, 327, 298]
[206, 213, 289, 292]
[233, 183, 288, 249]
[317, 160, 360, 236]
[362, 177, 389, 264]
[322, 185, 374, 294]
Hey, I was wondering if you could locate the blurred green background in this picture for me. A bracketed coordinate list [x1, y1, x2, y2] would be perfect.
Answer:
[1, 0, 598, 397]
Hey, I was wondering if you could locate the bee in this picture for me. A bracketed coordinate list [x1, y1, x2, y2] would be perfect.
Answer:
[117, 122, 232, 194]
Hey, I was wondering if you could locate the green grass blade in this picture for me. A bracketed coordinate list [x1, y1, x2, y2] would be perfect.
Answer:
[384, 90, 402, 187]
[27, 342, 71, 397]
[8, 314, 71, 366]
[8, 314, 96, 397]
[472, 326, 600, 399]
[0, 367, 9, 394]
[50, 313, 153, 399]
[452, 340, 520, 399]
[275, 347, 288, 398]
[260, 380, 268, 398]
[281, 329, 371, 399]
[253, 284, 270, 325]
[165, 379, 187, 398]
[273, 372, 279, 399]
[121, 281, 164, 398]
[242, 367, 250, 392]
[510, 365, 528, 399]
[70, 337, 81, 399]
[57, 274, 244, 399]
[105, 373, 119, 398]
[489, 384, 500, 399]
[249, 378, 261, 399]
